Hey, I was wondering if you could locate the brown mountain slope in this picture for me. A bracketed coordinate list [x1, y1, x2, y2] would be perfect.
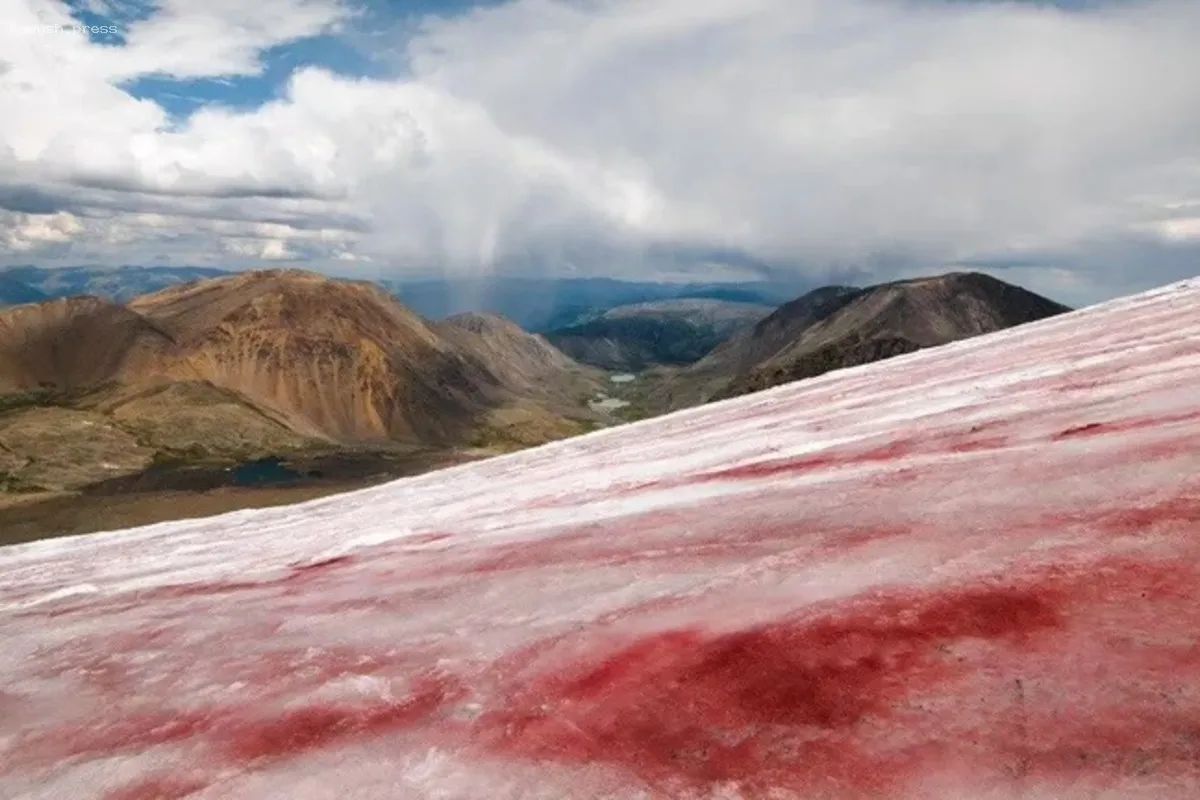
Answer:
[651, 272, 1070, 409]
[434, 312, 607, 448]
[126, 270, 508, 444]
[0, 271, 606, 493]
[0, 296, 180, 394]
[437, 312, 601, 396]
[646, 287, 859, 408]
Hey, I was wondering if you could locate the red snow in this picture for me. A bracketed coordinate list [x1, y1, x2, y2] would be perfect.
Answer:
[218, 670, 463, 763]
[486, 583, 1061, 735]
[475, 556, 1200, 796]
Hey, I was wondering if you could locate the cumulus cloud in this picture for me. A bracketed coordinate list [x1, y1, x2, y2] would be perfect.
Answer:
[1, 210, 83, 251]
[1, 0, 1199, 303]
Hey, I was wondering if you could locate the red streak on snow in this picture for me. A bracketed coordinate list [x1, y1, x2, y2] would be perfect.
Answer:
[523, 418, 1025, 510]
[30, 710, 213, 763]
[475, 580, 1066, 793]
[1036, 492, 1200, 538]
[13, 634, 462, 772]
[704, 408, 1200, 486]
[36, 555, 363, 620]
[1054, 409, 1200, 440]
[1097, 495, 1200, 534]
[465, 553, 1200, 796]
[17, 668, 463, 772]
[218, 671, 462, 763]
[425, 509, 911, 579]
[696, 439, 916, 482]
[626, 424, 1014, 494]
[154, 554, 356, 599]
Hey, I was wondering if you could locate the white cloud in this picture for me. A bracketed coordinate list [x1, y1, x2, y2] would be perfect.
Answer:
[1150, 217, 1200, 243]
[2, 0, 1200, 304]
[1, 210, 83, 250]
[222, 236, 298, 260]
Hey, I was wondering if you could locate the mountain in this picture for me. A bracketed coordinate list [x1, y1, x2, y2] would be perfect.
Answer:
[653, 272, 1070, 410]
[0, 265, 232, 304]
[436, 312, 597, 394]
[547, 298, 775, 371]
[4, 276, 1197, 798]
[125, 270, 511, 444]
[0, 275, 46, 305]
[0, 270, 603, 492]
[433, 312, 609, 447]
[0, 266, 802, 335]
[385, 276, 800, 331]
[0, 295, 178, 393]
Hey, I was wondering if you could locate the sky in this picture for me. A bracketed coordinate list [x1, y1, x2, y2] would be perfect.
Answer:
[0, 0, 1198, 304]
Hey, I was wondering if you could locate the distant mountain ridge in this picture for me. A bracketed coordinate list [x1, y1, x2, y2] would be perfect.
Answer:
[0, 265, 803, 333]
[547, 298, 775, 371]
[0, 275, 47, 305]
[382, 276, 799, 331]
[0, 265, 232, 304]
[649, 272, 1071, 411]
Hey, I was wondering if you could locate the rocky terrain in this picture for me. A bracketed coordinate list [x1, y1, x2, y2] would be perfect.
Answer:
[642, 273, 1070, 412]
[434, 312, 609, 448]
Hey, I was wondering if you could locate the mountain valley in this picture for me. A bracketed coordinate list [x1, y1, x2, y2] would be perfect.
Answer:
[0, 267, 1069, 542]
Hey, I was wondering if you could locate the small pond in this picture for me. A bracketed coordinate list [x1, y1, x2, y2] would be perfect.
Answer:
[230, 457, 305, 487]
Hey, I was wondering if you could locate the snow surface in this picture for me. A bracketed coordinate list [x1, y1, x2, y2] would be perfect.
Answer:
[1, 277, 1199, 799]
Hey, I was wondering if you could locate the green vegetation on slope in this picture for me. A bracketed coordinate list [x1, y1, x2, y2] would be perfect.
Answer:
[549, 317, 726, 370]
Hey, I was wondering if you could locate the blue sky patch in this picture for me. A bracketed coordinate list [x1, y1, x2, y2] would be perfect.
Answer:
[76, 0, 503, 120]
[62, 0, 156, 45]
[120, 34, 385, 118]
